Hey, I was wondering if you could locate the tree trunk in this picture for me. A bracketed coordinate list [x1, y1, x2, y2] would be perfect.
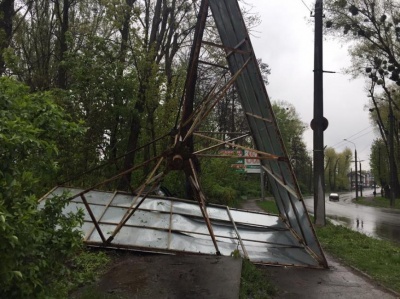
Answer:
[55, 0, 70, 89]
[0, 0, 14, 75]
[118, 109, 143, 190]
[109, 0, 136, 164]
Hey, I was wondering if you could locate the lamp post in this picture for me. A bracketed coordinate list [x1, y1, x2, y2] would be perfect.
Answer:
[344, 139, 358, 199]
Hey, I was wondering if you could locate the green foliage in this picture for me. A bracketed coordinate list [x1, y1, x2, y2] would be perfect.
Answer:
[272, 100, 312, 194]
[316, 222, 400, 293]
[161, 171, 187, 198]
[66, 250, 111, 292]
[324, 0, 400, 196]
[370, 138, 390, 188]
[0, 194, 84, 298]
[240, 259, 277, 299]
[257, 200, 279, 215]
[161, 159, 265, 204]
[201, 158, 241, 206]
[325, 0, 400, 84]
[236, 175, 263, 199]
[324, 147, 352, 191]
[0, 77, 97, 297]
[0, 77, 83, 192]
[272, 100, 306, 150]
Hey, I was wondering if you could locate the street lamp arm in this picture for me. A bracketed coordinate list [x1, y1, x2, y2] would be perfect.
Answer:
[343, 139, 356, 150]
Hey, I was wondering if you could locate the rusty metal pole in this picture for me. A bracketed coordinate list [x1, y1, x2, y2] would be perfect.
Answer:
[181, 0, 209, 139]
[312, 0, 326, 226]
[180, 0, 209, 199]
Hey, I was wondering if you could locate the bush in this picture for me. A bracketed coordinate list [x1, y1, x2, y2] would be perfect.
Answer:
[0, 194, 85, 298]
[200, 158, 241, 206]
[0, 77, 91, 297]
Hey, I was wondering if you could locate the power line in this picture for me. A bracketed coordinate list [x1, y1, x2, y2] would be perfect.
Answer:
[351, 129, 375, 143]
[344, 126, 373, 141]
[330, 125, 374, 148]
[300, 0, 312, 13]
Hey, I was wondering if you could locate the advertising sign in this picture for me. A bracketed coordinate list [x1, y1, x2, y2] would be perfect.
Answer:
[244, 150, 260, 174]
[218, 149, 260, 173]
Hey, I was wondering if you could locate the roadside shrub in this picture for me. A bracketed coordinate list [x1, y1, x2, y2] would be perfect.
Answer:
[0, 77, 90, 297]
[0, 194, 85, 298]
[200, 158, 240, 206]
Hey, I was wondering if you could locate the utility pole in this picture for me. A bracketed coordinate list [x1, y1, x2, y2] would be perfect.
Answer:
[350, 168, 353, 191]
[344, 139, 358, 199]
[312, 0, 327, 226]
[355, 149, 358, 199]
[359, 161, 363, 197]
[389, 98, 396, 207]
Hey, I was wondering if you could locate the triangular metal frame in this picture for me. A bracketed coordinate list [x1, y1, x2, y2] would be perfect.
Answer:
[40, 0, 328, 268]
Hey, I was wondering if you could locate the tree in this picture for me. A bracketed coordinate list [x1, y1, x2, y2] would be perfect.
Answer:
[0, 77, 85, 297]
[115, 0, 198, 188]
[0, 0, 14, 75]
[325, 0, 400, 82]
[272, 100, 311, 194]
[325, 147, 352, 191]
[324, 0, 400, 198]
[370, 138, 391, 196]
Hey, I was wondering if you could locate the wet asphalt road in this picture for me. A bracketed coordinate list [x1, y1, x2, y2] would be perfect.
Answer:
[304, 190, 400, 244]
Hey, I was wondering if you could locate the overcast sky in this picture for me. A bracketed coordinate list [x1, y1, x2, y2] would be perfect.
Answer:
[244, 0, 376, 171]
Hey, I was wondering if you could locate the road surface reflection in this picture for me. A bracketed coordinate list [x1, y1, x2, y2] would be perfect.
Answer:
[304, 190, 400, 244]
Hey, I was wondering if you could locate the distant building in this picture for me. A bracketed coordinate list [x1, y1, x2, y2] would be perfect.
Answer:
[347, 171, 374, 189]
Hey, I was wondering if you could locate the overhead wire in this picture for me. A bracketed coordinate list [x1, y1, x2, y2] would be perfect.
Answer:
[343, 126, 373, 141]
[350, 129, 375, 143]
[330, 125, 374, 148]
[299, 0, 312, 13]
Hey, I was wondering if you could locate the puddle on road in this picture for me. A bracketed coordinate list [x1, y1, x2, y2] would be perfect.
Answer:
[305, 194, 400, 244]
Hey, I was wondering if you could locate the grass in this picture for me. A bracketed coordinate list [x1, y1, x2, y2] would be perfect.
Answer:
[257, 200, 279, 214]
[355, 196, 400, 209]
[67, 250, 112, 298]
[239, 259, 277, 299]
[316, 223, 400, 293]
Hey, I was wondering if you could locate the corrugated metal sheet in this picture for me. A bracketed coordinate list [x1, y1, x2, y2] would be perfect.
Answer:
[208, 0, 327, 266]
[40, 187, 321, 267]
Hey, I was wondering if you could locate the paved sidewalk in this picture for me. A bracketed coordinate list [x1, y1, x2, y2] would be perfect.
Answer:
[266, 253, 398, 298]
[73, 254, 242, 299]
[243, 199, 399, 299]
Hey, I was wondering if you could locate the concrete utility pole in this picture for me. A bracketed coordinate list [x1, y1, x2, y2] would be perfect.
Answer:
[344, 139, 358, 199]
[388, 98, 396, 207]
[312, 0, 327, 226]
[359, 161, 363, 197]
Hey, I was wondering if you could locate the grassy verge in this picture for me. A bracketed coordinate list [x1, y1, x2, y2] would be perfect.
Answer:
[316, 223, 400, 293]
[354, 196, 400, 209]
[257, 200, 279, 214]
